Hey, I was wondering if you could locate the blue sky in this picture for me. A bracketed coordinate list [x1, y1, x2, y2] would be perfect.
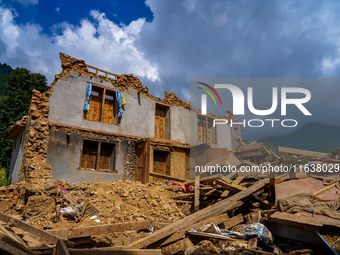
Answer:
[1, 0, 340, 140]
[1, 0, 153, 35]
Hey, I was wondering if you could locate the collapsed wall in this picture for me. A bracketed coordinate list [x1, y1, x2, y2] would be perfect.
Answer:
[19, 89, 53, 182]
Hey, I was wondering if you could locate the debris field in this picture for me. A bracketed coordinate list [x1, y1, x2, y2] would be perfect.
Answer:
[0, 143, 339, 255]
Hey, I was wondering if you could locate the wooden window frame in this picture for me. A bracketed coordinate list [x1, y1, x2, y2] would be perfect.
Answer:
[84, 83, 120, 125]
[197, 115, 217, 144]
[79, 139, 117, 173]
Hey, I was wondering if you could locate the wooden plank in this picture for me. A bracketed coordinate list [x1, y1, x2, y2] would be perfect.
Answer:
[271, 211, 340, 227]
[171, 193, 194, 200]
[0, 238, 32, 255]
[86, 64, 119, 78]
[108, 236, 148, 247]
[282, 155, 297, 164]
[265, 219, 323, 246]
[219, 214, 243, 230]
[174, 200, 193, 204]
[278, 146, 327, 158]
[161, 210, 243, 246]
[69, 248, 162, 255]
[161, 238, 194, 255]
[145, 139, 150, 184]
[220, 189, 230, 198]
[68, 236, 92, 246]
[194, 175, 200, 212]
[100, 87, 106, 123]
[49, 221, 154, 239]
[0, 212, 73, 247]
[125, 179, 269, 249]
[0, 224, 28, 247]
[149, 172, 187, 183]
[269, 150, 280, 160]
[161, 212, 232, 246]
[135, 142, 146, 183]
[232, 177, 243, 185]
[55, 239, 70, 255]
[313, 183, 336, 197]
[215, 179, 245, 192]
[0, 231, 35, 255]
[185, 231, 236, 241]
[204, 188, 218, 196]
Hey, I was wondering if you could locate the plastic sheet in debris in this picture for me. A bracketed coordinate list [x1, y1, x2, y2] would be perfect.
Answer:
[186, 222, 276, 248]
[59, 206, 77, 216]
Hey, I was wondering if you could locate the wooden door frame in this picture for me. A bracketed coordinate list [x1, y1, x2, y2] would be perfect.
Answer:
[155, 103, 170, 139]
[135, 139, 151, 184]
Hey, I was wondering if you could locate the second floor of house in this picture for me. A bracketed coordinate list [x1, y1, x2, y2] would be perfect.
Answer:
[48, 65, 240, 150]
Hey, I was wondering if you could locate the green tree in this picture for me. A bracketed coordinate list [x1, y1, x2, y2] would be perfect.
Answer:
[0, 63, 13, 96]
[0, 67, 49, 175]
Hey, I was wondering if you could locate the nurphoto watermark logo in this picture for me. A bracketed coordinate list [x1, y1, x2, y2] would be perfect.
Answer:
[196, 81, 312, 128]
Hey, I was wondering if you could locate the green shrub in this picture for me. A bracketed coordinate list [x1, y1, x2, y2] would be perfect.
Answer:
[0, 168, 10, 186]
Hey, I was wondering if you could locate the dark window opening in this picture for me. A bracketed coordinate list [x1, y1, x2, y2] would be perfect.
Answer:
[153, 150, 170, 181]
[80, 140, 116, 172]
[197, 115, 217, 144]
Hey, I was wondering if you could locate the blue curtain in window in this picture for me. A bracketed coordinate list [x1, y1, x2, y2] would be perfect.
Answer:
[84, 82, 92, 111]
[116, 91, 124, 118]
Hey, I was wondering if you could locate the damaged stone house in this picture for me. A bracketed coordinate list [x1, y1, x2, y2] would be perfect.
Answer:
[6, 53, 241, 184]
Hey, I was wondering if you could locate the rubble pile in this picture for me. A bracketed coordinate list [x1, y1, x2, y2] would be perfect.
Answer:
[0, 179, 184, 230]
[164, 91, 191, 110]
[0, 144, 339, 254]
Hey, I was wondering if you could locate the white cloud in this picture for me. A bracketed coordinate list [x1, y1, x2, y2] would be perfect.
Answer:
[54, 7, 60, 15]
[0, 6, 159, 84]
[13, 0, 38, 5]
[2, 1, 340, 139]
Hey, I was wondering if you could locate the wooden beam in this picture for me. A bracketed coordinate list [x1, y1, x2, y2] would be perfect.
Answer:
[0, 239, 32, 255]
[185, 231, 236, 241]
[265, 219, 323, 246]
[125, 178, 269, 249]
[0, 231, 35, 255]
[171, 193, 194, 200]
[144, 138, 151, 184]
[220, 189, 230, 198]
[219, 214, 244, 230]
[278, 146, 327, 158]
[0, 212, 74, 247]
[149, 172, 187, 183]
[0, 224, 28, 247]
[270, 211, 340, 227]
[232, 177, 243, 185]
[160, 212, 243, 246]
[194, 175, 200, 212]
[55, 239, 70, 255]
[161, 238, 194, 255]
[174, 200, 193, 204]
[282, 155, 298, 164]
[49, 220, 154, 239]
[313, 183, 336, 197]
[215, 179, 245, 192]
[69, 248, 162, 255]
